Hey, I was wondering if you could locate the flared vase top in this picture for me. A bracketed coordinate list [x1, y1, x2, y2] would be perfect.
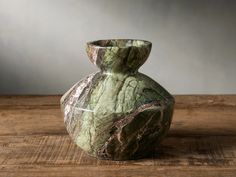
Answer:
[86, 39, 152, 73]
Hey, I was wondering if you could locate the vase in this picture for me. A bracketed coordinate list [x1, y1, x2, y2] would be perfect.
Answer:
[60, 39, 175, 160]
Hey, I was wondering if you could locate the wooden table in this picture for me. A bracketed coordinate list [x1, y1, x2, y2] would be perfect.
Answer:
[0, 95, 235, 177]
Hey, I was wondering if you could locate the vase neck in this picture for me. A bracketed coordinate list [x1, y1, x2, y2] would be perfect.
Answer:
[86, 39, 152, 73]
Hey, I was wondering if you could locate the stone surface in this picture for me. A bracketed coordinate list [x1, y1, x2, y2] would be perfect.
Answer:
[61, 39, 175, 160]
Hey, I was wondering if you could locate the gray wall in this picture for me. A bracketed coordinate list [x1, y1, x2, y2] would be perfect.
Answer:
[0, 0, 236, 95]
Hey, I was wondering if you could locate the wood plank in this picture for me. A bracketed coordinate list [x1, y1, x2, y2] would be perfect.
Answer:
[0, 109, 66, 135]
[171, 107, 236, 136]
[0, 166, 236, 177]
[0, 107, 235, 136]
[174, 95, 236, 109]
[0, 95, 235, 177]
[0, 95, 60, 108]
[0, 135, 235, 166]
[0, 134, 235, 176]
[0, 95, 235, 136]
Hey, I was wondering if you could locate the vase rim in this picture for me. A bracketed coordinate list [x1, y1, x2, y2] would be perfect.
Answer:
[86, 39, 152, 49]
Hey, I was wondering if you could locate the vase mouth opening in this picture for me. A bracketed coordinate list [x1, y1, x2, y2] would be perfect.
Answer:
[87, 39, 152, 49]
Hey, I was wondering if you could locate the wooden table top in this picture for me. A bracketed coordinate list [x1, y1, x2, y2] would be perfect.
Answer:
[0, 95, 235, 177]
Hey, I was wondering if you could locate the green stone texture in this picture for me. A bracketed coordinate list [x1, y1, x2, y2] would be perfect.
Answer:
[61, 39, 175, 160]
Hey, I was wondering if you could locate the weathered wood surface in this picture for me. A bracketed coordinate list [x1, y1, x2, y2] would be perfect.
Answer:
[0, 95, 235, 177]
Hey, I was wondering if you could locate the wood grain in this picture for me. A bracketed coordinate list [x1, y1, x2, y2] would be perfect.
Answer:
[0, 95, 235, 136]
[0, 135, 236, 166]
[0, 95, 235, 176]
[1, 165, 236, 177]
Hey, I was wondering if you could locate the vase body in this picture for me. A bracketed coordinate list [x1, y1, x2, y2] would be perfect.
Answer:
[61, 39, 175, 160]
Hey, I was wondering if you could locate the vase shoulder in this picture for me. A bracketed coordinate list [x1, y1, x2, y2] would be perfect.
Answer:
[61, 71, 174, 160]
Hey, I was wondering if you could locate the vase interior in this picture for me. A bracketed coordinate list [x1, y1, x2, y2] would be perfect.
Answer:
[88, 39, 151, 48]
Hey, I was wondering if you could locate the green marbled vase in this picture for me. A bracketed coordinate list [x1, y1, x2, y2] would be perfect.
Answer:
[60, 39, 175, 160]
